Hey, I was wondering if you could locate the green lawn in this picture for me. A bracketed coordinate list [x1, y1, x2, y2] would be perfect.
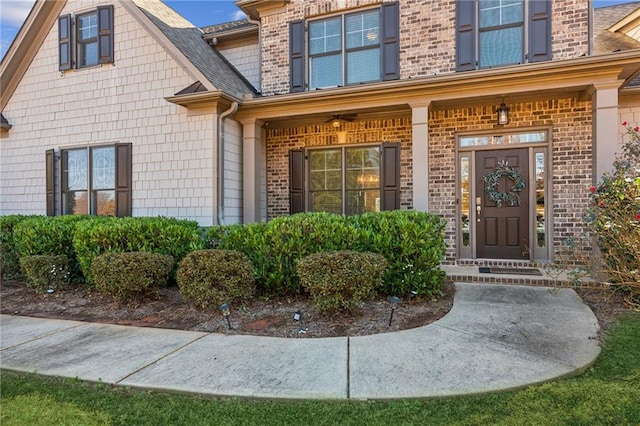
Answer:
[2, 314, 639, 426]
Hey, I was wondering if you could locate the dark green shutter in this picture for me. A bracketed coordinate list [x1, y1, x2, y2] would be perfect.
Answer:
[115, 143, 132, 217]
[98, 5, 114, 64]
[529, 0, 551, 63]
[289, 149, 305, 214]
[290, 20, 305, 93]
[58, 14, 72, 70]
[381, 2, 400, 81]
[456, 0, 476, 71]
[381, 143, 400, 211]
[46, 149, 55, 216]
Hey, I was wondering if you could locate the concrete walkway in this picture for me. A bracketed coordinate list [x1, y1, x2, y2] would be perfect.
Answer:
[0, 283, 601, 400]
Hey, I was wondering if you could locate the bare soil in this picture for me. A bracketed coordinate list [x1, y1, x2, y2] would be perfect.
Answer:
[0, 280, 633, 339]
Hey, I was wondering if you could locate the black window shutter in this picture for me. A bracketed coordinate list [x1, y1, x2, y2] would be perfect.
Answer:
[381, 143, 400, 211]
[98, 5, 114, 64]
[529, 0, 551, 63]
[115, 143, 132, 217]
[46, 149, 55, 216]
[290, 20, 305, 93]
[58, 14, 72, 71]
[381, 2, 400, 81]
[289, 149, 305, 214]
[455, 0, 476, 71]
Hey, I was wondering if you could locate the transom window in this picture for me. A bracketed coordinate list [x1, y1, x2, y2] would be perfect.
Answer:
[479, 0, 524, 67]
[309, 146, 381, 215]
[309, 10, 380, 89]
[77, 11, 99, 68]
[62, 146, 116, 215]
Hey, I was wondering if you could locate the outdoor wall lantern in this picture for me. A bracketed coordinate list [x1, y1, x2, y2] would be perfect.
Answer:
[496, 102, 510, 125]
[219, 303, 232, 329]
[388, 296, 401, 327]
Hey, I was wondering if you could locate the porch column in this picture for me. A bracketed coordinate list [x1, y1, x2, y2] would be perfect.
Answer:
[241, 118, 265, 223]
[410, 101, 431, 212]
[592, 82, 622, 183]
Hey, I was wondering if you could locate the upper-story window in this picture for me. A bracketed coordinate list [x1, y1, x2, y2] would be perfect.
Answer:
[58, 5, 114, 71]
[289, 2, 399, 93]
[456, 0, 551, 71]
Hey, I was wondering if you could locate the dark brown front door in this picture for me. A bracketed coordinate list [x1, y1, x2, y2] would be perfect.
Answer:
[476, 148, 529, 259]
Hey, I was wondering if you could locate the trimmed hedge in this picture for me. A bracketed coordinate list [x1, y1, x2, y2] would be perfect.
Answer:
[208, 211, 446, 297]
[297, 251, 386, 314]
[73, 216, 203, 284]
[19, 255, 69, 293]
[92, 252, 174, 300]
[0, 215, 41, 282]
[13, 215, 94, 283]
[177, 249, 255, 310]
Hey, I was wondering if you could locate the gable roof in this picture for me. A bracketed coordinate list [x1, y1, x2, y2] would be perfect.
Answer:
[0, 0, 255, 112]
[130, 0, 256, 99]
[594, 2, 640, 54]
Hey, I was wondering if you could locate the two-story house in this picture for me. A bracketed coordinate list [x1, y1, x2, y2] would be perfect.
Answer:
[1, 0, 639, 265]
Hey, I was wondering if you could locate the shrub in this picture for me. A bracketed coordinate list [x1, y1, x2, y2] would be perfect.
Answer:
[588, 123, 640, 304]
[297, 251, 386, 314]
[19, 255, 70, 292]
[348, 210, 447, 297]
[0, 215, 41, 283]
[73, 216, 203, 284]
[177, 249, 255, 310]
[91, 252, 174, 301]
[14, 215, 93, 283]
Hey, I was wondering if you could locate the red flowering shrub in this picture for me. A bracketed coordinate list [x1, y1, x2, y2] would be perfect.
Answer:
[588, 123, 640, 304]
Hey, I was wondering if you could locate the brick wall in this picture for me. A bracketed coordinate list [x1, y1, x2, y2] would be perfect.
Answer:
[265, 116, 412, 218]
[259, 0, 589, 96]
[428, 97, 593, 262]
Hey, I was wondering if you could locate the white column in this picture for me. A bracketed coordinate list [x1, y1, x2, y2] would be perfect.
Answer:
[592, 82, 622, 182]
[241, 118, 265, 223]
[410, 101, 431, 212]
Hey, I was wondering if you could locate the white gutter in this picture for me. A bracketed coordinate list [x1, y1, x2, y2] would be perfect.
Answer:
[217, 101, 239, 226]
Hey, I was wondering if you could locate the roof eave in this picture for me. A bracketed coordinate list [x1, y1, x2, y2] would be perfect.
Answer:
[165, 90, 240, 109]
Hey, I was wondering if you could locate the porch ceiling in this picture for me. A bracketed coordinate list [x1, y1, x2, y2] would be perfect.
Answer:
[235, 50, 640, 124]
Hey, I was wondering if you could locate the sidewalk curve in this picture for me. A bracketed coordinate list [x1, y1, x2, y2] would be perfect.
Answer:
[0, 283, 601, 400]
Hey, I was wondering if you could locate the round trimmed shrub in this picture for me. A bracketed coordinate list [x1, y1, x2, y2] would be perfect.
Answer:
[19, 255, 69, 292]
[297, 251, 387, 314]
[177, 249, 255, 310]
[91, 252, 174, 300]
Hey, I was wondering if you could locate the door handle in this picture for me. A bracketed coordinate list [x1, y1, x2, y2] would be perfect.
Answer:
[476, 197, 482, 222]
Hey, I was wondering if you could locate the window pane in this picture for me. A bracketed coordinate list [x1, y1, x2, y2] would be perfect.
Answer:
[346, 189, 380, 215]
[536, 152, 545, 248]
[460, 156, 470, 247]
[309, 150, 342, 191]
[64, 191, 88, 215]
[78, 13, 97, 40]
[64, 149, 87, 191]
[346, 147, 380, 189]
[310, 191, 342, 214]
[309, 18, 341, 54]
[92, 147, 115, 190]
[310, 54, 342, 88]
[94, 190, 116, 216]
[79, 41, 99, 67]
[346, 48, 380, 84]
[479, 26, 522, 67]
[479, 0, 522, 27]
[346, 11, 379, 48]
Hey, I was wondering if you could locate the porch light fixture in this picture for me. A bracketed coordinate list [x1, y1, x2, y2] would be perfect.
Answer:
[496, 102, 510, 126]
[219, 303, 232, 329]
[331, 118, 341, 128]
[388, 296, 401, 327]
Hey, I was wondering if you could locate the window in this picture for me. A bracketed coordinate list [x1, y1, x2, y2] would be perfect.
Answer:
[456, 0, 551, 71]
[59, 5, 113, 71]
[46, 144, 131, 217]
[289, 2, 399, 92]
[289, 143, 399, 214]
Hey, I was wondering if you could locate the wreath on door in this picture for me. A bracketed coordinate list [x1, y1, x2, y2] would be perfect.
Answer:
[482, 161, 526, 207]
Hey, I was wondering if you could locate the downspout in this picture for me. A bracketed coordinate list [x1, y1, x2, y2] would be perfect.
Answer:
[245, 16, 262, 92]
[588, 0, 594, 56]
[217, 101, 239, 226]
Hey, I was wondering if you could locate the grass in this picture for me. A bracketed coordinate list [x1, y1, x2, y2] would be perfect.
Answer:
[1, 314, 639, 426]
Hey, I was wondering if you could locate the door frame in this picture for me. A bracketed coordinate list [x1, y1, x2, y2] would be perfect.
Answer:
[456, 127, 552, 262]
